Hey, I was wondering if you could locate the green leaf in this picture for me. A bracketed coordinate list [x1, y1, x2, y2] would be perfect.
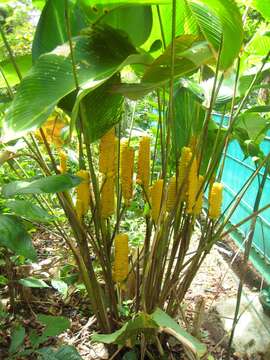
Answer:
[9, 325, 25, 355]
[80, 75, 124, 142]
[2, 26, 137, 142]
[2, 174, 82, 197]
[246, 105, 270, 113]
[32, 0, 89, 61]
[37, 314, 70, 337]
[19, 277, 50, 288]
[245, 34, 270, 57]
[6, 200, 54, 223]
[172, 82, 206, 160]
[250, 0, 270, 21]
[0, 275, 8, 285]
[92, 312, 158, 346]
[51, 279, 68, 297]
[37, 345, 83, 360]
[0, 215, 37, 261]
[151, 308, 207, 358]
[234, 112, 270, 144]
[0, 55, 32, 89]
[113, 37, 213, 99]
[186, 0, 243, 70]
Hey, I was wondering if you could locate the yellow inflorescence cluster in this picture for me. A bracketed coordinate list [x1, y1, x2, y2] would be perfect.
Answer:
[75, 170, 90, 220]
[120, 140, 135, 205]
[58, 150, 67, 173]
[194, 175, 204, 215]
[187, 157, 198, 214]
[101, 176, 115, 218]
[178, 146, 192, 197]
[99, 128, 117, 218]
[99, 128, 116, 176]
[151, 179, 164, 223]
[166, 176, 177, 211]
[137, 136, 150, 195]
[209, 182, 223, 219]
[114, 233, 129, 283]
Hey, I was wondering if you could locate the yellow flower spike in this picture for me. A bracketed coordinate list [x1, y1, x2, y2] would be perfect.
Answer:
[136, 136, 150, 195]
[209, 182, 223, 219]
[75, 199, 84, 221]
[120, 140, 135, 205]
[101, 176, 115, 218]
[151, 179, 164, 223]
[194, 175, 204, 215]
[166, 177, 177, 212]
[187, 157, 198, 214]
[114, 233, 129, 283]
[58, 150, 67, 173]
[178, 146, 192, 192]
[99, 128, 116, 175]
[76, 170, 90, 216]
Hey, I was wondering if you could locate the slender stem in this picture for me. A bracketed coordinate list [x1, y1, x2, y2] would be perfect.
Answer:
[0, 24, 22, 80]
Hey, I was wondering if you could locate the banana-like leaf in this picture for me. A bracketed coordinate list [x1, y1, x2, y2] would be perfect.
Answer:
[0, 214, 37, 260]
[245, 34, 270, 57]
[6, 200, 54, 223]
[93, 308, 208, 358]
[250, 0, 270, 21]
[2, 25, 139, 143]
[2, 174, 82, 197]
[32, 0, 89, 61]
[113, 36, 213, 99]
[33, 0, 154, 61]
[0, 55, 32, 88]
[143, 0, 243, 70]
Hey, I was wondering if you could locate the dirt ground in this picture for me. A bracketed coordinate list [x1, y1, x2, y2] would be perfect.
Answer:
[0, 228, 267, 359]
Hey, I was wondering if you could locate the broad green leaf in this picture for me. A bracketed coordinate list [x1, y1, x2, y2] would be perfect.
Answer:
[186, 0, 243, 69]
[51, 279, 68, 297]
[250, 0, 270, 21]
[32, 0, 46, 10]
[6, 200, 54, 223]
[37, 314, 70, 337]
[2, 174, 82, 197]
[246, 105, 270, 113]
[172, 83, 206, 160]
[151, 308, 207, 358]
[38, 345, 83, 360]
[3, 26, 138, 142]
[113, 37, 213, 99]
[92, 312, 158, 346]
[0, 275, 8, 285]
[0, 215, 37, 261]
[19, 277, 50, 288]
[32, 0, 89, 61]
[234, 112, 270, 144]
[80, 75, 124, 142]
[245, 34, 270, 57]
[9, 325, 25, 355]
[0, 55, 32, 88]
[33, 0, 153, 60]
[142, 36, 213, 83]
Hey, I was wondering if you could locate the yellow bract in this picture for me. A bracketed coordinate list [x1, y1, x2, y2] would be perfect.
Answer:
[187, 157, 198, 214]
[114, 233, 129, 283]
[120, 140, 134, 205]
[99, 128, 116, 175]
[209, 182, 223, 219]
[166, 177, 177, 212]
[58, 150, 67, 173]
[178, 147, 192, 198]
[137, 136, 150, 195]
[194, 175, 204, 215]
[101, 176, 115, 218]
[76, 170, 90, 218]
[151, 179, 164, 223]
